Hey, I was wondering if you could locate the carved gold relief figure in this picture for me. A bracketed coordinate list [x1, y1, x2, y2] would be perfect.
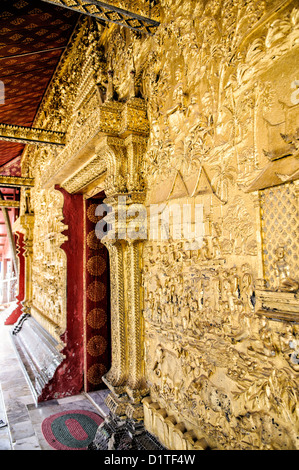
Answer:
[273, 246, 299, 292]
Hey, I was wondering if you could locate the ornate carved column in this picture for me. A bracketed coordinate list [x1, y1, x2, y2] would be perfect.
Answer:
[125, 238, 147, 400]
[96, 104, 149, 419]
[21, 216, 34, 315]
[101, 236, 127, 397]
[4, 231, 25, 325]
[101, 197, 148, 419]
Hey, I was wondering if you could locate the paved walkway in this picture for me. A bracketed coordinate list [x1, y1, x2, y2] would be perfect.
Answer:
[0, 304, 109, 450]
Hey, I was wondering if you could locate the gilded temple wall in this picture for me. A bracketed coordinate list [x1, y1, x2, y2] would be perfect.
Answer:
[20, 0, 299, 449]
[124, 0, 299, 450]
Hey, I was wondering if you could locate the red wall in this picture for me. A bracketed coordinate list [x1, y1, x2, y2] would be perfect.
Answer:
[39, 187, 85, 401]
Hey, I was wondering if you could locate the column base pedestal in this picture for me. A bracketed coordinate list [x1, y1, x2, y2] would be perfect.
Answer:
[88, 412, 165, 451]
[105, 392, 128, 418]
[104, 391, 144, 420]
[88, 390, 165, 450]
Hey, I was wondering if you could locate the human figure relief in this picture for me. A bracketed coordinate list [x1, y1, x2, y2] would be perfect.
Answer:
[153, 345, 164, 378]
[273, 246, 299, 292]
[162, 281, 172, 324]
[156, 286, 164, 324]
[166, 67, 187, 140]
[145, 291, 155, 322]
[189, 298, 199, 332]
[169, 284, 179, 327]
[241, 264, 255, 314]
[201, 238, 211, 260]
[212, 236, 221, 258]
[222, 270, 235, 313]
[211, 270, 221, 312]
[230, 266, 240, 300]
[280, 325, 299, 372]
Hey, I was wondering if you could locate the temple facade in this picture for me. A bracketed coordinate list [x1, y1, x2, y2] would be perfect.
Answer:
[1, 0, 299, 450]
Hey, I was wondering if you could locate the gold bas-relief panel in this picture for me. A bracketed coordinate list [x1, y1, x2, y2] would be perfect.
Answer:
[20, 0, 299, 450]
[139, 0, 299, 450]
[30, 186, 68, 342]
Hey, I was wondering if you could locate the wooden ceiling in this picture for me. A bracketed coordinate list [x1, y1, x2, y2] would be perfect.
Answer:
[0, 0, 79, 173]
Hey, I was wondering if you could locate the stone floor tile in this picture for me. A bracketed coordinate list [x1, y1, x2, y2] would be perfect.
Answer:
[12, 434, 41, 451]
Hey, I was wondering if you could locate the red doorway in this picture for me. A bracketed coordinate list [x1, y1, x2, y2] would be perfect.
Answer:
[84, 194, 111, 392]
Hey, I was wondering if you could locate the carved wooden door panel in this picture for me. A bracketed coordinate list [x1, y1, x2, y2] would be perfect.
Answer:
[84, 195, 111, 392]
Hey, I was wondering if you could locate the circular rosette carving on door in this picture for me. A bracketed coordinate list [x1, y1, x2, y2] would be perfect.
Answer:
[86, 230, 103, 251]
[87, 335, 108, 357]
[87, 308, 107, 329]
[87, 280, 106, 302]
[87, 255, 106, 277]
[87, 203, 101, 223]
[87, 364, 108, 386]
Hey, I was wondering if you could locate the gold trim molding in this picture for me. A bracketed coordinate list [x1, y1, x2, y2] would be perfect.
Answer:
[0, 176, 34, 188]
[0, 200, 20, 208]
[40, 0, 160, 34]
[0, 123, 65, 147]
